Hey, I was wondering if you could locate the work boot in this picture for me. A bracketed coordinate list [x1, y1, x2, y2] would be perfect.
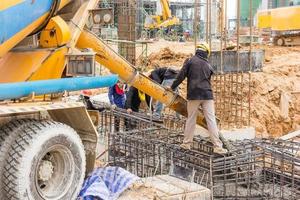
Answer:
[180, 143, 191, 150]
[214, 147, 228, 154]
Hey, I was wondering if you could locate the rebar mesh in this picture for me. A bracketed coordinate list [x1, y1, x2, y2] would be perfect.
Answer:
[213, 139, 300, 200]
[115, 0, 136, 65]
[213, 72, 251, 129]
[100, 110, 300, 200]
[108, 129, 214, 188]
[98, 109, 164, 136]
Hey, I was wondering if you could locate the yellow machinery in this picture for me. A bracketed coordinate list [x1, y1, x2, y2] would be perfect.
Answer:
[0, 0, 206, 199]
[144, 0, 180, 30]
[257, 6, 300, 46]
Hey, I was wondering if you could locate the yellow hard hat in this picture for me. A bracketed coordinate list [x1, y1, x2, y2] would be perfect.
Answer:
[196, 42, 211, 57]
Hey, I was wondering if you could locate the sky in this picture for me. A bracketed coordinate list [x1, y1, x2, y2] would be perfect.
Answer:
[169, 0, 238, 18]
[156, 0, 238, 18]
[227, 0, 237, 18]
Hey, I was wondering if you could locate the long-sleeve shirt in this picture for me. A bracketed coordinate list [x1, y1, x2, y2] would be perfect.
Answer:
[125, 87, 140, 112]
[150, 67, 179, 84]
[108, 85, 126, 108]
[171, 51, 214, 100]
[125, 87, 152, 112]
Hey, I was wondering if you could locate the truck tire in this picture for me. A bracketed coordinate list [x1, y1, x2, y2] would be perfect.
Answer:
[0, 119, 38, 199]
[3, 120, 86, 200]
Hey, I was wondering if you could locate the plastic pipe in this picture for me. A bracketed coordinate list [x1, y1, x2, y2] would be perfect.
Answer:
[0, 75, 118, 100]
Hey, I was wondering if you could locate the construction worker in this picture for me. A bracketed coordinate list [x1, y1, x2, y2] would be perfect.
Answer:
[124, 86, 151, 130]
[147, 66, 179, 118]
[108, 80, 126, 110]
[125, 86, 144, 114]
[108, 80, 126, 132]
[81, 90, 105, 112]
[170, 42, 227, 154]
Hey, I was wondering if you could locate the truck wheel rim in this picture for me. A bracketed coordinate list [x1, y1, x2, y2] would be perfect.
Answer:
[34, 145, 75, 199]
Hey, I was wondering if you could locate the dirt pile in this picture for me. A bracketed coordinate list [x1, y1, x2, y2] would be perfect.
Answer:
[250, 47, 300, 138]
[145, 47, 191, 67]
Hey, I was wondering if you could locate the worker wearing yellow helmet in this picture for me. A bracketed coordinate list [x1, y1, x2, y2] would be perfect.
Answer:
[196, 42, 211, 58]
[170, 42, 227, 154]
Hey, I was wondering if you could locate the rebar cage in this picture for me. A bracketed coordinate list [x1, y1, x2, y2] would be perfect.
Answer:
[99, 109, 300, 199]
[98, 109, 185, 134]
[213, 139, 300, 200]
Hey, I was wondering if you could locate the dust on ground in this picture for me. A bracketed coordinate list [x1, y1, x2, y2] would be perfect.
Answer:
[143, 44, 300, 138]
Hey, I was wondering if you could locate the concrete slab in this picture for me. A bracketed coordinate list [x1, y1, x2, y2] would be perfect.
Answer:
[144, 176, 185, 195]
[209, 50, 264, 73]
[220, 126, 256, 141]
[118, 175, 211, 200]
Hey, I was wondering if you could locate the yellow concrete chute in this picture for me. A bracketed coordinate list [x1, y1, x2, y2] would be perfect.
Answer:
[76, 30, 207, 127]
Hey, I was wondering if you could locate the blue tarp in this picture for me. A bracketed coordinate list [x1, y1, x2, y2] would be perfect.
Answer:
[78, 166, 139, 200]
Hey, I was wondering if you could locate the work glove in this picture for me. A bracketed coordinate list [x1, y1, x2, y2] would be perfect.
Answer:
[126, 108, 133, 114]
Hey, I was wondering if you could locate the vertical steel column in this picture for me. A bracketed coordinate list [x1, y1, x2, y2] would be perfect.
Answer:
[136, 0, 143, 39]
[220, 0, 224, 73]
[236, 0, 240, 72]
[224, 0, 227, 49]
[248, 0, 253, 126]
[223, 0, 227, 129]
[208, 0, 212, 49]
[194, 0, 200, 51]
[235, 0, 241, 125]
[219, 0, 224, 130]
[117, 0, 136, 65]
[206, 0, 209, 42]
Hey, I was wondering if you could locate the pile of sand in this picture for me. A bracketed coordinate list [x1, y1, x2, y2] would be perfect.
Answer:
[142, 47, 191, 67]
[145, 46, 300, 138]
